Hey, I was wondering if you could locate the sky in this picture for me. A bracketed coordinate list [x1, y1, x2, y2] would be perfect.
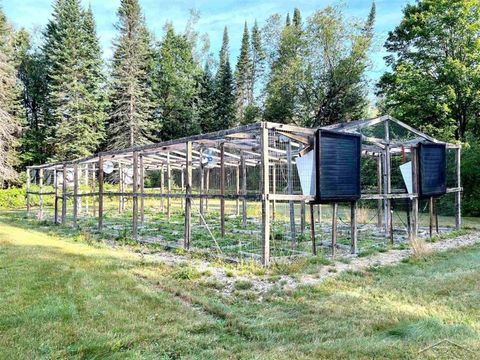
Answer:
[2, 0, 411, 87]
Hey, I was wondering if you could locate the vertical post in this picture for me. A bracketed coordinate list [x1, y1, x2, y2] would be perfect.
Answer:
[92, 163, 97, 217]
[54, 169, 59, 223]
[181, 166, 185, 211]
[166, 153, 171, 219]
[384, 148, 392, 237]
[132, 151, 138, 240]
[98, 157, 104, 231]
[235, 164, 240, 216]
[39, 168, 44, 220]
[261, 123, 270, 266]
[434, 198, 439, 234]
[84, 164, 89, 214]
[61, 164, 67, 225]
[411, 146, 419, 242]
[377, 154, 383, 228]
[205, 168, 209, 212]
[220, 143, 225, 238]
[287, 140, 296, 245]
[429, 197, 434, 238]
[300, 201, 306, 235]
[331, 202, 338, 257]
[200, 150, 204, 217]
[26, 168, 31, 214]
[351, 201, 358, 254]
[310, 203, 316, 255]
[73, 163, 78, 228]
[118, 162, 123, 213]
[140, 154, 145, 224]
[455, 147, 462, 230]
[184, 141, 192, 249]
[160, 165, 165, 213]
[272, 164, 276, 221]
[241, 153, 247, 227]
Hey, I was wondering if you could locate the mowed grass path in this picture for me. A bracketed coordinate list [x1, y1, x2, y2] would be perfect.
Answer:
[1, 214, 480, 359]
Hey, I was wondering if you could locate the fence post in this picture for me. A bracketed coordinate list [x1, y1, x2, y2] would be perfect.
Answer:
[261, 123, 271, 266]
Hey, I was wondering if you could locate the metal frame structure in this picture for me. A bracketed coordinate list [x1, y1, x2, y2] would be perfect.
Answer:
[25, 116, 462, 266]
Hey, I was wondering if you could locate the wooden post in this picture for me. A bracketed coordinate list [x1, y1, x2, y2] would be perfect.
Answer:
[166, 153, 171, 219]
[184, 142, 192, 249]
[261, 124, 270, 266]
[118, 162, 123, 213]
[39, 168, 44, 220]
[287, 140, 296, 245]
[98, 157, 104, 231]
[92, 163, 97, 217]
[160, 165, 165, 213]
[200, 150, 204, 217]
[220, 143, 225, 238]
[181, 166, 185, 211]
[377, 154, 383, 228]
[241, 154, 247, 227]
[428, 196, 434, 238]
[61, 164, 67, 225]
[384, 147, 392, 237]
[300, 201, 306, 235]
[140, 154, 145, 224]
[235, 164, 240, 216]
[272, 164, 276, 221]
[351, 201, 358, 254]
[455, 147, 462, 230]
[331, 202, 338, 257]
[26, 168, 31, 214]
[205, 168, 209, 212]
[54, 169, 59, 223]
[411, 146, 419, 242]
[132, 151, 139, 240]
[434, 198, 439, 234]
[310, 203, 316, 255]
[84, 165, 89, 214]
[73, 164, 78, 228]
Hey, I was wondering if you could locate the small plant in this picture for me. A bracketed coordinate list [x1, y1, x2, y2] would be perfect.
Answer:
[171, 264, 202, 280]
[234, 280, 253, 290]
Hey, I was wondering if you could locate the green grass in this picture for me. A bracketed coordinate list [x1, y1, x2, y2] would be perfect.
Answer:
[0, 211, 479, 359]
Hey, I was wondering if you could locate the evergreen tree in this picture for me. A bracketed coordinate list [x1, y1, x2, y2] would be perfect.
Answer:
[213, 27, 235, 131]
[43, 0, 106, 160]
[250, 20, 265, 104]
[0, 7, 21, 185]
[198, 63, 216, 132]
[107, 0, 154, 149]
[152, 25, 201, 140]
[264, 10, 303, 123]
[293, 8, 302, 28]
[234, 22, 251, 124]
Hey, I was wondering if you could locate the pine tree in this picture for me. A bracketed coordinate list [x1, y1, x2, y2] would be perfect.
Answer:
[43, 0, 106, 160]
[107, 0, 154, 149]
[152, 25, 201, 140]
[198, 62, 216, 132]
[213, 27, 235, 131]
[234, 22, 251, 124]
[293, 8, 302, 28]
[0, 8, 21, 185]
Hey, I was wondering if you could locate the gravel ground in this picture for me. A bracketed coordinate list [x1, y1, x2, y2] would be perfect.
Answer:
[140, 231, 480, 297]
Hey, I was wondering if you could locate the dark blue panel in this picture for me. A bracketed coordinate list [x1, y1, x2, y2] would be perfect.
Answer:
[418, 142, 446, 198]
[315, 130, 361, 203]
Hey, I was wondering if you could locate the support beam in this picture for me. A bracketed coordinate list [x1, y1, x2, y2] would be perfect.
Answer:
[377, 155, 383, 229]
[61, 164, 67, 225]
[160, 165, 165, 213]
[84, 165, 89, 214]
[241, 154, 247, 227]
[54, 169, 58, 223]
[26, 168, 31, 214]
[235, 164, 240, 216]
[98, 157, 104, 231]
[351, 201, 358, 254]
[220, 142, 225, 238]
[455, 147, 462, 230]
[118, 163, 123, 213]
[200, 150, 204, 217]
[39, 169, 44, 220]
[429, 197, 434, 238]
[272, 165, 276, 221]
[166, 153, 171, 219]
[410, 146, 419, 242]
[310, 203, 316, 255]
[205, 168, 209, 212]
[73, 164, 78, 228]
[132, 151, 139, 240]
[287, 140, 296, 245]
[261, 124, 270, 266]
[140, 154, 145, 224]
[331, 203, 338, 257]
[184, 142, 192, 249]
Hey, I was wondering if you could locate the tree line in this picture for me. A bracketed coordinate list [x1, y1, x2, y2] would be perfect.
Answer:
[1, 0, 479, 199]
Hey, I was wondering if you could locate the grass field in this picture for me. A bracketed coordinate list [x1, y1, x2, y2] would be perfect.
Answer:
[1, 211, 480, 359]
